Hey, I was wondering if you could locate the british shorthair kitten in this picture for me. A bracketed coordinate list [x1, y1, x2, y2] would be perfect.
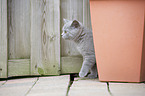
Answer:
[61, 19, 97, 78]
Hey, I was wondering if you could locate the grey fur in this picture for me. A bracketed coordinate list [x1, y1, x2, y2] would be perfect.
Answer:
[61, 19, 97, 78]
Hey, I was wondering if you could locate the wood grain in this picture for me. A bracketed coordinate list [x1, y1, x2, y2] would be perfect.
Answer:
[61, 57, 83, 74]
[0, 0, 7, 78]
[83, 0, 92, 30]
[31, 0, 60, 75]
[60, 0, 92, 74]
[60, 0, 83, 57]
[8, 0, 31, 59]
[0, 0, 92, 78]
[8, 59, 30, 77]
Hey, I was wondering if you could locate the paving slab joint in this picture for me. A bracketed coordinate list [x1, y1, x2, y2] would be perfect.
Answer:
[25, 77, 39, 96]
[66, 74, 78, 96]
[0, 80, 7, 87]
[106, 82, 113, 96]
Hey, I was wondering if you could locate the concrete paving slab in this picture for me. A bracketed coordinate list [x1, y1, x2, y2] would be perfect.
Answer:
[0, 81, 6, 86]
[69, 78, 110, 96]
[27, 75, 69, 96]
[0, 78, 37, 96]
[109, 83, 145, 96]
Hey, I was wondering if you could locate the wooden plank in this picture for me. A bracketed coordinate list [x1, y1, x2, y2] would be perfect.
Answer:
[61, 57, 83, 74]
[60, 0, 83, 56]
[8, 0, 31, 59]
[27, 75, 69, 96]
[83, 0, 92, 30]
[8, 59, 30, 77]
[31, 0, 60, 75]
[0, 0, 8, 78]
[0, 78, 38, 96]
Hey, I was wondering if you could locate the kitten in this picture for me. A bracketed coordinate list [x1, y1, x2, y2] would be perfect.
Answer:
[61, 19, 97, 78]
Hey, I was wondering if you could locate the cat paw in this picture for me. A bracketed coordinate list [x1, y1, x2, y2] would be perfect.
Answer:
[79, 72, 87, 77]
[87, 74, 97, 79]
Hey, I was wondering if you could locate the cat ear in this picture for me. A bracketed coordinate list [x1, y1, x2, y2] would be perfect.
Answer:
[71, 20, 80, 28]
[63, 18, 69, 23]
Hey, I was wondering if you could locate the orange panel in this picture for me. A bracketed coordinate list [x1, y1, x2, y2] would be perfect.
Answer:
[90, 0, 145, 82]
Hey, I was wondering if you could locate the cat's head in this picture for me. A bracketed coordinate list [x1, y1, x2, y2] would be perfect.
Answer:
[61, 19, 82, 40]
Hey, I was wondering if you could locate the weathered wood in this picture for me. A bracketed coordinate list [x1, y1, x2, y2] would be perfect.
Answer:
[61, 57, 83, 74]
[31, 0, 60, 75]
[60, 0, 83, 56]
[60, 0, 93, 75]
[83, 0, 92, 30]
[0, 78, 38, 96]
[8, 0, 31, 59]
[0, 0, 92, 78]
[0, 0, 7, 78]
[8, 59, 30, 77]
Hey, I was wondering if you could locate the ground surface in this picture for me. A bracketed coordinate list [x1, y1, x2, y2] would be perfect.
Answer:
[0, 75, 145, 96]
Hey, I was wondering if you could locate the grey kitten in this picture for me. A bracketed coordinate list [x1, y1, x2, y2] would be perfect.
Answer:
[61, 19, 97, 78]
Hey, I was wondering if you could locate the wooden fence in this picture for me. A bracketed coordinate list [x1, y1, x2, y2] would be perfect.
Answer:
[0, 0, 92, 78]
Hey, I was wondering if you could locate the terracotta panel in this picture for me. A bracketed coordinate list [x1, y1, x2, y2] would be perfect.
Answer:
[90, 0, 145, 82]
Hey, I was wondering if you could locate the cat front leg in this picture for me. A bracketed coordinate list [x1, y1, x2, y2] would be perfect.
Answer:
[79, 57, 95, 77]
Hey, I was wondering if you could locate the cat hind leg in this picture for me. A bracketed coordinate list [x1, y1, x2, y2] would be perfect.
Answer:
[87, 64, 98, 79]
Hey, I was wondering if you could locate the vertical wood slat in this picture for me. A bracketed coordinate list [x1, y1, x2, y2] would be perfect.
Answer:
[60, 0, 83, 57]
[0, 0, 92, 78]
[83, 0, 92, 30]
[60, 0, 92, 74]
[31, 0, 60, 75]
[8, 0, 31, 59]
[0, 0, 7, 78]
